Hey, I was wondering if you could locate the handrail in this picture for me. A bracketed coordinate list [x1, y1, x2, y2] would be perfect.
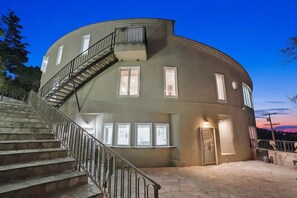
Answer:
[27, 91, 161, 198]
[39, 32, 116, 98]
[257, 139, 297, 153]
[39, 26, 146, 99]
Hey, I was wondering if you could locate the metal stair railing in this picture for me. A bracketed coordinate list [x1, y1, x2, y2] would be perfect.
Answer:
[39, 32, 116, 98]
[39, 26, 146, 100]
[27, 91, 161, 198]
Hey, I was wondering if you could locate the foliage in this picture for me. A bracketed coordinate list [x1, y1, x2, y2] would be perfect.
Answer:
[281, 35, 297, 103]
[0, 10, 41, 94]
[281, 35, 297, 63]
[0, 10, 29, 73]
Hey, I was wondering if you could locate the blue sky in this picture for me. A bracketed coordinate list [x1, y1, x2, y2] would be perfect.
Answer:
[1, 0, 297, 130]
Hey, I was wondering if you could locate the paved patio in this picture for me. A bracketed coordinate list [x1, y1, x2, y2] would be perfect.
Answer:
[142, 160, 297, 198]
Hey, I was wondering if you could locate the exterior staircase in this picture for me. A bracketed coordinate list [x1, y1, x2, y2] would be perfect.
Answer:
[0, 101, 103, 198]
[39, 26, 146, 109]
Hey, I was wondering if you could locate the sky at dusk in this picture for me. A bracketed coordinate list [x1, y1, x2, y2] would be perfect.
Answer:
[1, 0, 297, 131]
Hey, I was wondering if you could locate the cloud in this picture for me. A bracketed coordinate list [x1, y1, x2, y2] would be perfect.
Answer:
[265, 101, 287, 104]
[255, 108, 291, 118]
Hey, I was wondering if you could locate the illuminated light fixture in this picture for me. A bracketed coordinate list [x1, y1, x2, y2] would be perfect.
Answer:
[203, 118, 210, 127]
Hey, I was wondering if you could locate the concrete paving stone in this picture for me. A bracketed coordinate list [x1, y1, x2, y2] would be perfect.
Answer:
[141, 160, 297, 198]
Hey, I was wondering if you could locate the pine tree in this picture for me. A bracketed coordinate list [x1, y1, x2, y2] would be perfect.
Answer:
[0, 10, 29, 73]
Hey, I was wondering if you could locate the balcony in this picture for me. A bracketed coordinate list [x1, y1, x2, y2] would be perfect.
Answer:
[114, 26, 147, 61]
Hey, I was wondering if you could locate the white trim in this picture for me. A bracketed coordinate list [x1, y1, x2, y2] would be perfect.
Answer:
[163, 67, 178, 98]
[215, 73, 227, 103]
[41, 56, 49, 73]
[242, 83, 253, 109]
[55, 45, 64, 65]
[102, 123, 113, 145]
[135, 123, 152, 147]
[115, 123, 131, 146]
[81, 34, 91, 55]
[154, 123, 170, 146]
[118, 66, 140, 97]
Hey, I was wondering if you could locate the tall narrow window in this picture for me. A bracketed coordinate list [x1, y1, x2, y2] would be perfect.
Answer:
[136, 123, 152, 146]
[116, 123, 131, 146]
[56, 45, 63, 65]
[155, 124, 169, 146]
[118, 67, 140, 96]
[41, 56, 49, 73]
[103, 123, 113, 145]
[164, 67, 178, 98]
[81, 34, 90, 55]
[242, 83, 253, 108]
[215, 73, 227, 102]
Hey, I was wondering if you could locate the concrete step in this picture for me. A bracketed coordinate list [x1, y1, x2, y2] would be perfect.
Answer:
[0, 148, 68, 165]
[0, 121, 46, 128]
[0, 171, 88, 198]
[0, 103, 33, 112]
[0, 157, 76, 182]
[0, 132, 55, 141]
[0, 140, 60, 150]
[0, 115, 43, 123]
[0, 126, 50, 133]
[45, 182, 103, 198]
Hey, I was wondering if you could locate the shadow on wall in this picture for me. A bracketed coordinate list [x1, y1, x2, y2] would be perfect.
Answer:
[146, 23, 167, 59]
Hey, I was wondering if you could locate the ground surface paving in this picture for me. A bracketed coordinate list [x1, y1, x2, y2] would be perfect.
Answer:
[142, 160, 297, 198]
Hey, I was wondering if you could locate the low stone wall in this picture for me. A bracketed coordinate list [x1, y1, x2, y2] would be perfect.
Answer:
[267, 150, 297, 168]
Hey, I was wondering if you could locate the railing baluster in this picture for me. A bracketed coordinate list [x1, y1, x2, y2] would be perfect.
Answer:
[27, 90, 160, 198]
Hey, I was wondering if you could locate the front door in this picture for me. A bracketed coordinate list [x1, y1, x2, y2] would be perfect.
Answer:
[200, 128, 217, 165]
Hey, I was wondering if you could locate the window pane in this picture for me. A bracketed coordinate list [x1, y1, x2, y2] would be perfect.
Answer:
[156, 124, 169, 146]
[243, 83, 253, 108]
[103, 124, 113, 145]
[129, 68, 139, 96]
[165, 68, 177, 97]
[117, 124, 130, 145]
[56, 45, 63, 65]
[41, 56, 49, 73]
[136, 124, 151, 146]
[81, 34, 90, 55]
[119, 69, 129, 95]
[215, 74, 226, 101]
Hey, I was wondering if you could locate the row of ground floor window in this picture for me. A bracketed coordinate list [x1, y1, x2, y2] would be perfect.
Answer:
[90, 123, 171, 147]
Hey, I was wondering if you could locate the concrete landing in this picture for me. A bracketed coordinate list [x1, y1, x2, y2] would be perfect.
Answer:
[142, 160, 297, 198]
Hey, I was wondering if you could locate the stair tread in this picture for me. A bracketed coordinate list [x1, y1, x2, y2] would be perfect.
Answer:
[45, 181, 102, 198]
[0, 171, 86, 194]
[0, 147, 66, 155]
[0, 157, 75, 172]
[0, 140, 58, 143]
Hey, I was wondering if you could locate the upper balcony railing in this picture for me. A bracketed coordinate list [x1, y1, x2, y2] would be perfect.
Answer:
[27, 90, 160, 198]
[115, 26, 146, 44]
[257, 139, 297, 153]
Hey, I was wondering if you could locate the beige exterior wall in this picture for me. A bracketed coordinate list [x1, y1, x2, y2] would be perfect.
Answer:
[40, 19, 255, 167]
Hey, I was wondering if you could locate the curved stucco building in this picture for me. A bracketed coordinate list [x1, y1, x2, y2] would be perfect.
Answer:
[39, 18, 256, 167]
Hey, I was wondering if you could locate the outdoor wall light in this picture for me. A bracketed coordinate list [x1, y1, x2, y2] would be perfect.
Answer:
[203, 118, 210, 127]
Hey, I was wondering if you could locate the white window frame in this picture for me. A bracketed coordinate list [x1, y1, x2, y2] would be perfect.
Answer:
[164, 67, 178, 98]
[155, 123, 170, 146]
[115, 123, 131, 146]
[81, 34, 91, 55]
[242, 83, 253, 108]
[118, 67, 140, 97]
[215, 73, 227, 102]
[41, 56, 49, 73]
[135, 123, 152, 147]
[56, 45, 64, 65]
[103, 123, 113, 145]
